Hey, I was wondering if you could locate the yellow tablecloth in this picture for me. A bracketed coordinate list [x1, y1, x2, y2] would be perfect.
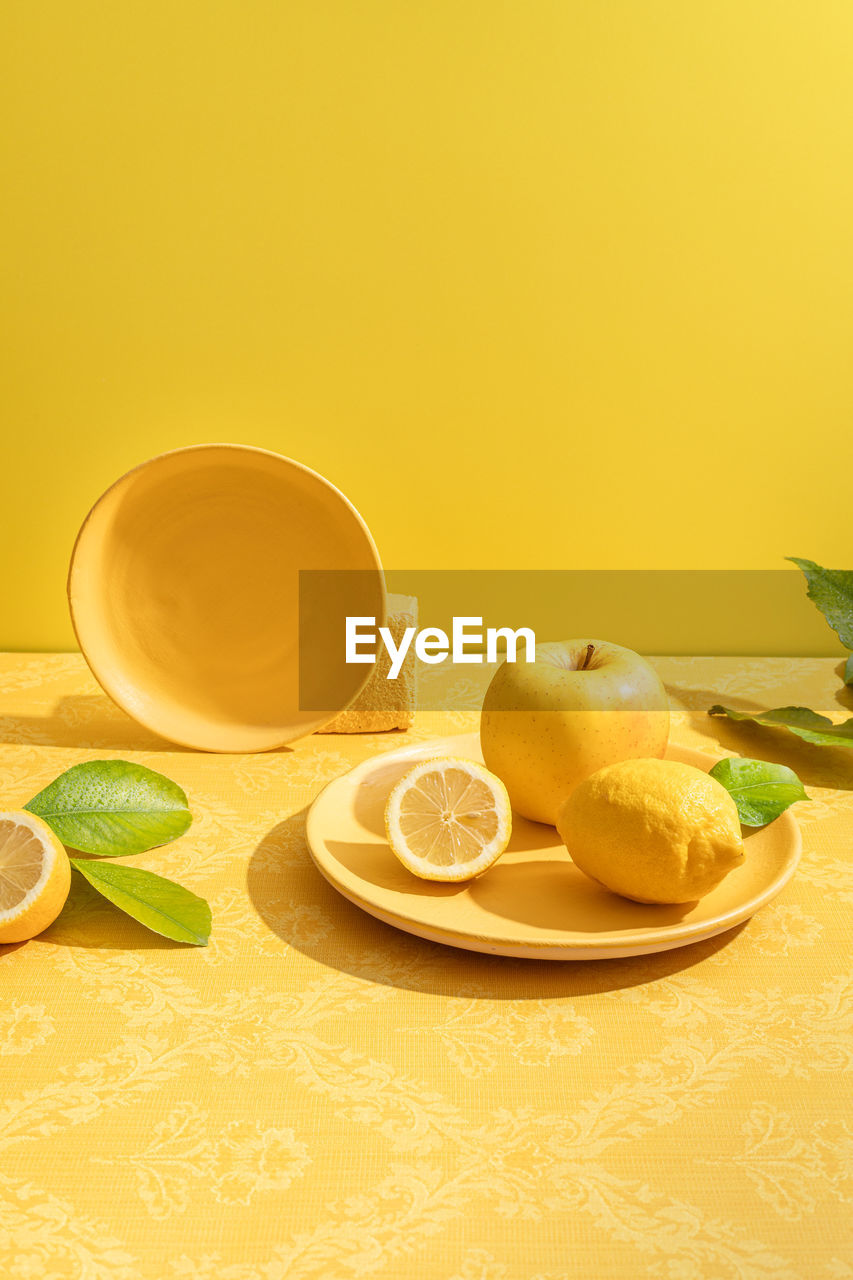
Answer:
[1, 654, 851, 1278]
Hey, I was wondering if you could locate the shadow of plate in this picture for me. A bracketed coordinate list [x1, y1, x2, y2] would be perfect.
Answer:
[246, 813, 748, 999]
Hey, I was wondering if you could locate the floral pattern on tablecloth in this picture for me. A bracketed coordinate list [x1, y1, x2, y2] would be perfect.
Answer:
[1, 653, 851, 1278]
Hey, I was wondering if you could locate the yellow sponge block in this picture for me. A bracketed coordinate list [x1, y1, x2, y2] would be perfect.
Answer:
[317, 594, 418, 733]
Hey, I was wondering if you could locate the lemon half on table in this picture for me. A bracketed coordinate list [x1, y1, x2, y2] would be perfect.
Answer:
[0, 811, 71, 943]
[385, 758, 512, 882]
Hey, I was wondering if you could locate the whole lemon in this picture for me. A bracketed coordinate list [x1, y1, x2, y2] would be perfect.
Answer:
[556, 758, 744, 904]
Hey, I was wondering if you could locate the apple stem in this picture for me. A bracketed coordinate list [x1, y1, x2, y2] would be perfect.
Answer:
[579, 643, 595, 671]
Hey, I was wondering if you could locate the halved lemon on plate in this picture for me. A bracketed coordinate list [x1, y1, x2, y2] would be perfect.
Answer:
[0, 811, 71, 943]
[384, 757, 512, 882]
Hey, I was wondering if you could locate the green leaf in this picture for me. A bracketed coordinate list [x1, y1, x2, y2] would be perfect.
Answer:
[787, 557, 853, 648]
[709, 756, 809, 827]
[70, 859, 210, 945]
[845, 654, 853, 687]
[25, 760, 191, 857]
[709, 703, 853, 748]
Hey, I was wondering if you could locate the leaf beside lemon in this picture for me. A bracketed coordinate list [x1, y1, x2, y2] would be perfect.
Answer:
[0, 810, 71, 943]
[708, 756, 809, 827]
[26, 759, 192, 857]
[70, 858, 211, 946]
[385, 758, 512, 881]
[557, 758, 745, 904]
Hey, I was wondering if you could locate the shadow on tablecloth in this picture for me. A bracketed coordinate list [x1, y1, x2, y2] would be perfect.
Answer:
[246, 812, 749, 999]
[0, 694, 189, 752]
[0, 693, 296, 756]
[665, 682, 853, 791]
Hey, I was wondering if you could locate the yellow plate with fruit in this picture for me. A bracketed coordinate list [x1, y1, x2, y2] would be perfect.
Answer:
[306, 733, 802, 960]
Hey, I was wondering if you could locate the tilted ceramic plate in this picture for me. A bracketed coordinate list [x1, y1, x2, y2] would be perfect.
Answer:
[306, 733, 802, 960]
[68, 444, 385, 752]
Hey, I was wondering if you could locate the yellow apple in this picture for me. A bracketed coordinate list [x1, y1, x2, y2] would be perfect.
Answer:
[480, 638, 670, 824]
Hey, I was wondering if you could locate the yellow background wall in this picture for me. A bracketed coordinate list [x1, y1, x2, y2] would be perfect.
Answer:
[2, 2, 852, 651]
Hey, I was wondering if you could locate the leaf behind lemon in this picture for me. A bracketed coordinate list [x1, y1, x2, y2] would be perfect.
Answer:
[787, 557, 853, 648]
[709, 704, 853, 748]
[708, 756, 809, 827]
[70, 859, 210, 945]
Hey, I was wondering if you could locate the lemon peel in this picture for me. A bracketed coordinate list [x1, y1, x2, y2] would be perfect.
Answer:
[0, 810, 71, 943]
[557, 758, 744, 904]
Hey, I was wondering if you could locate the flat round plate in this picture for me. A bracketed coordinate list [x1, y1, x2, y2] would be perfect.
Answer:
[306, 733, 802, 960]
[68, 444, 384, 752]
